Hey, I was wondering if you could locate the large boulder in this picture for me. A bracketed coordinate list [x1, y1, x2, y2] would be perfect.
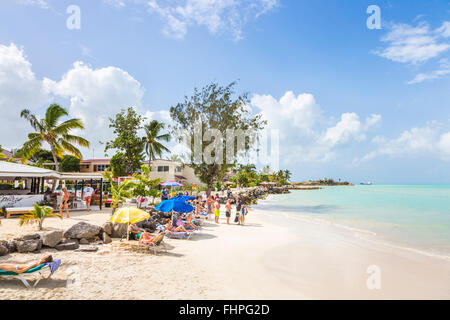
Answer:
[16, 239, 42, 253]
[103, 222, 113, 235]
[102, 232, 111, 244]
[1, 240, 17, 253]
[14, 233, 40, 241]
[64, 222, 102, 239]
[111, 223, 127, 238]
[0, 244, 8, 256]
[41, 230, 63, 248]
[75, 245, 98, 252]
[55, 239, 79, 251]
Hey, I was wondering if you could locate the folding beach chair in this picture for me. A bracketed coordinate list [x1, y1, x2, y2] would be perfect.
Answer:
[0, 259, 62, 288]
[140, 232, 167, 254]
[164, 230, 193, 240]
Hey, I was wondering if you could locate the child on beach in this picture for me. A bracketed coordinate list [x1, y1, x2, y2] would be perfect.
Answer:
[240, 205, 248, 225]
[214, 199, 220, 224]
[225, 200, 232, 224]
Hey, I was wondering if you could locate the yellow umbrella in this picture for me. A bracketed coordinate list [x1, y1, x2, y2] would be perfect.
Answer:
[110, 207, 150, 240]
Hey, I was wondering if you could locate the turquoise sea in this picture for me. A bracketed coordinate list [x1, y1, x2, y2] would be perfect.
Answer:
[255, 185, 450, 258]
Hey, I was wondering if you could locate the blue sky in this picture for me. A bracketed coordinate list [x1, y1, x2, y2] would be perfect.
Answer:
[1, 0, 450, 184]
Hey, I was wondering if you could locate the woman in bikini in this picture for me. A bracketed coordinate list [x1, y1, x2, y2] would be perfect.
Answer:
[0, 255, 53, 274]
[129, 224, 156, 243]
[59, 187, 70, 218]
[165, 218, 190, 233]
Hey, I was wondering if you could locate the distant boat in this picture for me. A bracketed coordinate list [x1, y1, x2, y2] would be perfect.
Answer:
[360, 182, 373, 185]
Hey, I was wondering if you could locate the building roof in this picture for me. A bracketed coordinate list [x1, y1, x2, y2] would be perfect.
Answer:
[81, 159, 111, 163]
[0, 161, 60, 178]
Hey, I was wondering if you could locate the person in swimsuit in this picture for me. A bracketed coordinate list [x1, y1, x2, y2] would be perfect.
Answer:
[129, 224, 157, 243]
[0, 255, 53, 274]
[240, 205, 248, 225]
[206, 195, 213, 220]
[214, 199, 220, 224]
[59, 187, 70, 218]
[225, 199, 232, 225]
[165, 218, 190, 233]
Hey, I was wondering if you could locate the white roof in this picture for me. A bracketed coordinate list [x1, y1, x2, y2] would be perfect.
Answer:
[0, 161, 60, 178]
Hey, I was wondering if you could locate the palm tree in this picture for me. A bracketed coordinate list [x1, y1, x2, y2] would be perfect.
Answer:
[19, 203, 62, 230]
[20, 104, 90, 172]
[103, 169, 134, 214]
[0, 145, 5, 159]
[143, 120, 170, 165]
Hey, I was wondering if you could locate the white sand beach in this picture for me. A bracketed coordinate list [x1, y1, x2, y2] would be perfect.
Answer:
[0, 206, 449, 300]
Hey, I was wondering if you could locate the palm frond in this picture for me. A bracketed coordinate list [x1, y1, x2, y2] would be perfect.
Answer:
[53, 118, 85, 135]
[45, 104, 69, 128]
[63, 134, 90, 148]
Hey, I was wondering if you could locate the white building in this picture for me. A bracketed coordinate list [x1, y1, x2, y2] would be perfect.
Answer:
[146, 159, 204, 186]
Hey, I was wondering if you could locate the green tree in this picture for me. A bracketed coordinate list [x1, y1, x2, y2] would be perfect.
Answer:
[170, 81, 266, 195]
[110, 152, 128, 177]
[20, 104, 89, 172]
[105, 107, 145, 175]
[60, 155, 81, 172]
[143, 120, 170, 164]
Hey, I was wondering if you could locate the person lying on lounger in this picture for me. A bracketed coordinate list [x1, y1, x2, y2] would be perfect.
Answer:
[0, 255, 53, 274]
[129, 223, 157, 243]
[176, 215, 198, 231]
[165, 218, 190, 233]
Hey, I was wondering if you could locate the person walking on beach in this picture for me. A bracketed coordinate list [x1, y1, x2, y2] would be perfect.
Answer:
[214, 198, 221, 224]
[59, 187, 70, 218]
[82, 184, 94, 211]
[225, 199, 232, 224]
[235, 197, 242, 225]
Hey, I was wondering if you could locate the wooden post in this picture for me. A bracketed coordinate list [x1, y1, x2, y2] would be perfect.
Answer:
[99, 178, 103, 210]
[41, 177, 45, 193]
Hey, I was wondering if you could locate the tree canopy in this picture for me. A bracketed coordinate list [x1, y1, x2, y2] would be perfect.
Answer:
[104, 107, 145, 175]
[170, 81, 266, 194]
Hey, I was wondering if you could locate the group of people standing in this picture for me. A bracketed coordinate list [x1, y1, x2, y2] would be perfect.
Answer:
[193, 193, 248, 225]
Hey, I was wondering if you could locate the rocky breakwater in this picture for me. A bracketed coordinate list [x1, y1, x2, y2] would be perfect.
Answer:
[0, 221, 110, 256]
[235, 186, 290, 205]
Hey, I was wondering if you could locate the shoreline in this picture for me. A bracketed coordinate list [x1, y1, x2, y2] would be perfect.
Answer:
[1, 200, 449, 299]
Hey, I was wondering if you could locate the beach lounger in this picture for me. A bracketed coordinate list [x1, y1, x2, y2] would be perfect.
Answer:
[165, 231, 193, 240]
[0, 259, 62, 288]
[140, 233, 167, 254]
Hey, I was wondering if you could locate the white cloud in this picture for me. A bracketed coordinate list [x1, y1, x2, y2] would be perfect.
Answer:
[17, 0, 49, 9]
[407, 58, 450, 84]
[147, 0, 278, 40]
[251, 92, 381, 164]
[354, 122, 450, 164]
[45, 62, 145, 158]
[0, 43, 49, 149]
[322, 113, 381, 146]
[374, 22, 450, 64]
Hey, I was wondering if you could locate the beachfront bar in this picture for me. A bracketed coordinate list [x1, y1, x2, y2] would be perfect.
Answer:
[0, 162, 108, 216]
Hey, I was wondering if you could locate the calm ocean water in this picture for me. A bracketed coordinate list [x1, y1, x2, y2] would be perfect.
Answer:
[255, 185, 450, 258]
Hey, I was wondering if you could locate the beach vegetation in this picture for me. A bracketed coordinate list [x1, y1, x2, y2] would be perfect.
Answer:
[104, 107, 145, 175]
[110, 152, 128, 177]
[103, 168, 134, 213]
[19, 203, 62, 230]
[143, 120, 171, 164]
[60, 155, 81, 172]
[130, 165, 161, 206]
[19, 104, 89, 173]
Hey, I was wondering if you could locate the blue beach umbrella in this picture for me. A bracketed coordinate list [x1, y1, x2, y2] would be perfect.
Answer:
[171, 195, 196, 202]
[155, 198, 194, 213]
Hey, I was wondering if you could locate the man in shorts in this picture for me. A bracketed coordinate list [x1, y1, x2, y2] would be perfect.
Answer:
[235, 197, 242, 225]
[83, 184, 94, 211]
